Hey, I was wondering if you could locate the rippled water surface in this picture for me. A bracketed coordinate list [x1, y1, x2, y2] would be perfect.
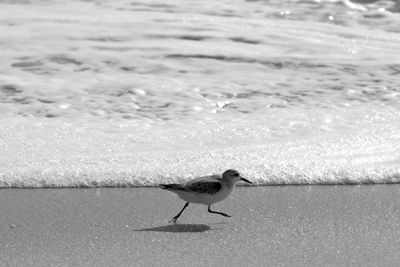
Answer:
[1, 0, 400, 187]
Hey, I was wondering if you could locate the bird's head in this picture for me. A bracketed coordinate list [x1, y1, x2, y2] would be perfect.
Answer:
[222, 169, 252, 185]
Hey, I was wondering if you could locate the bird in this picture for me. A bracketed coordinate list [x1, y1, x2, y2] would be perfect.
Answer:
[159, 169, 252, 223]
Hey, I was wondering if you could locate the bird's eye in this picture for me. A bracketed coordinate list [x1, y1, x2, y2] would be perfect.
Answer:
[233, 173, 239, 177]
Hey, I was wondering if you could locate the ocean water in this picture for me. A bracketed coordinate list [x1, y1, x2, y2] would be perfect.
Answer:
[1, 0, 400, 187]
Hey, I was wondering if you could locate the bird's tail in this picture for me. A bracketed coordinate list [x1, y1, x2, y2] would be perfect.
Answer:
[159, 184, 184, 190]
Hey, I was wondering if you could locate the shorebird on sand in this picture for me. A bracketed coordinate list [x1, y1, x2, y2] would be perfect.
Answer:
[159, 169, 252, 223]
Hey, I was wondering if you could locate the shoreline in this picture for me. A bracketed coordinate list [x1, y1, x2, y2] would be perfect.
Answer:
[2, 182, 400, 190]
[1, 185, 400, 266]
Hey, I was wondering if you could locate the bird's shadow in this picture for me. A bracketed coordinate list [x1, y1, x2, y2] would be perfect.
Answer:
[134, 222, 226, 233]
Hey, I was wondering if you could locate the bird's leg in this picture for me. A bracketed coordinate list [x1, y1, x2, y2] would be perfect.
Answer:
[208, 205, 231, 217]
[170, 202, 189, 223]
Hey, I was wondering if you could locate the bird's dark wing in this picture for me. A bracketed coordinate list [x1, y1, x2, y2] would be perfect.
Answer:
[159, 184, 185, 190]
[185, 180, 222, 195]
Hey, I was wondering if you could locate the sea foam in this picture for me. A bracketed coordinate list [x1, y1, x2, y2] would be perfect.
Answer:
[1, 105, 400, 188]
[1, 0, 400, 187]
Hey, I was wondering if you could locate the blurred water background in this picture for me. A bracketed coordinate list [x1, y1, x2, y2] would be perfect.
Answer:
[1, 0, 400, 187]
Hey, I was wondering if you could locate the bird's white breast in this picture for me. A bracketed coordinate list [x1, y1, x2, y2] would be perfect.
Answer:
[176, 185, 234, 205]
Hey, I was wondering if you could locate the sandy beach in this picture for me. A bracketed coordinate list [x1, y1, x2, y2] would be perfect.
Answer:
[1, 185, 400, 266]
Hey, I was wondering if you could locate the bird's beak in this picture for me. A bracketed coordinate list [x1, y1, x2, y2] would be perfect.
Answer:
[240, 177, 252, 184]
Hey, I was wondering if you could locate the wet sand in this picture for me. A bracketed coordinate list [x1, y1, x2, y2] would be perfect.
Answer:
[1, 185, 400, 266]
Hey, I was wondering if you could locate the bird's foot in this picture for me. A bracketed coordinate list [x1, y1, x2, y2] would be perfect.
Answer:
[169, 217, 178, 224]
